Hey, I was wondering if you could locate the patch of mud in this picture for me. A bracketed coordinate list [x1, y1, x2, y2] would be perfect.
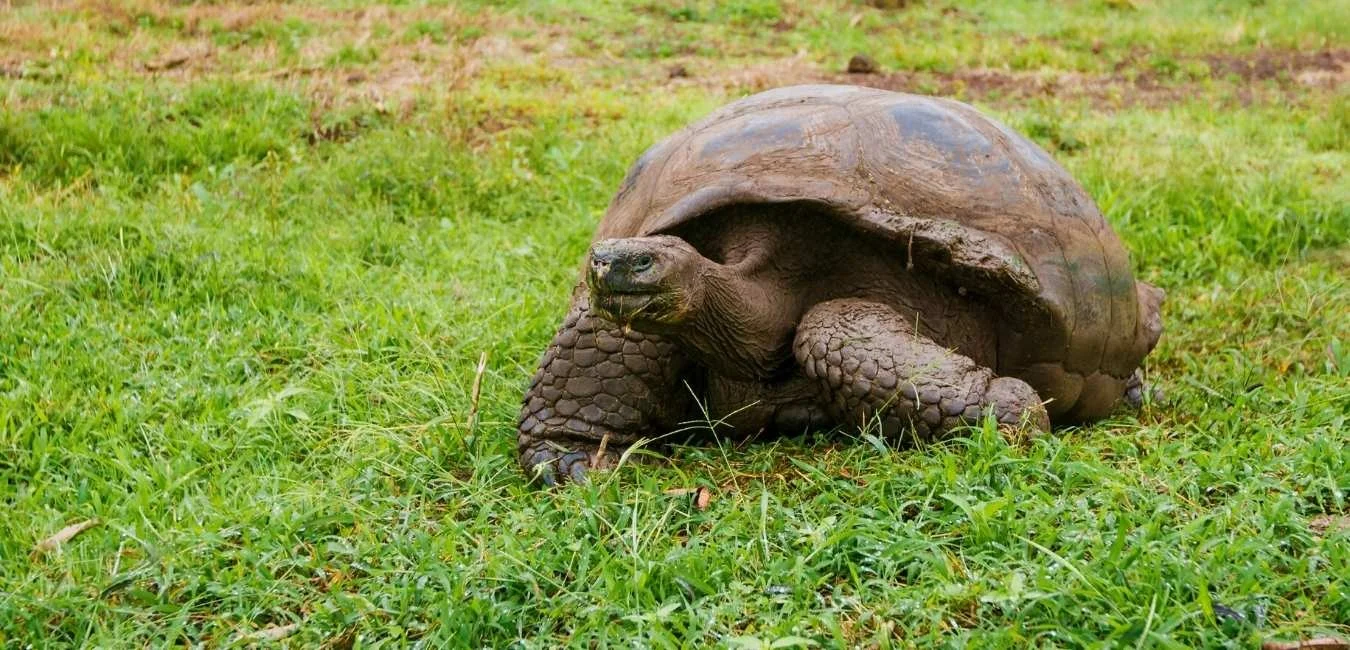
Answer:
[1206, 49, 1342, 81]
[700, 48, 1347, 109]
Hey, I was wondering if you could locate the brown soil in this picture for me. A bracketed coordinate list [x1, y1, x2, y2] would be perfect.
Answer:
[1204, 49, 1343, 81]
[704, 48, 1347, 110]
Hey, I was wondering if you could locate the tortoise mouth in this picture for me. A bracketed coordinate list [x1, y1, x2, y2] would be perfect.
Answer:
[592, 290, 663, 323]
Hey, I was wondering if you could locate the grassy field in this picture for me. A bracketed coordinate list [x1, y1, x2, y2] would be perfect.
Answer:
[1, 0, 1347, 646]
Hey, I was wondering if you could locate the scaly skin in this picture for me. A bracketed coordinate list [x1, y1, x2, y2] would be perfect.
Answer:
[704, 374, 833, 437]
[516, 287, 691, 485]
[1123, 369, 1163, 409]
[793, 298, 1050, 439]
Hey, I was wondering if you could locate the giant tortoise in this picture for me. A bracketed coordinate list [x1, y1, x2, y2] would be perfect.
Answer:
[517, 85, 1164, 484]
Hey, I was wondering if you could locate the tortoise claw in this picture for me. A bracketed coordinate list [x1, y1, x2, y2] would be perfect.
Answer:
[986, 376, 1051, 431]
[1123, 370, 1163, 410]
[519, 438, 616, 487]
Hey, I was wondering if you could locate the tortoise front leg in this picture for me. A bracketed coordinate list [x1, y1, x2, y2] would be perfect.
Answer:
[517, 287, 692, 485]
[793, 299, 1050, 441]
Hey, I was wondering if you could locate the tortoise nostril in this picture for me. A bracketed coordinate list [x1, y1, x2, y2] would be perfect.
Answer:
[590, 245, 616, 266]
[633, 254, 654, 272]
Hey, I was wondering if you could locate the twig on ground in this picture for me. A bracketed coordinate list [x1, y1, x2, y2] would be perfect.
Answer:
[467, 351, 488, 433]
[267, 66, 323, 78]
[1261, 638, 1350, 650]
[593, 432, 610, 470]
[234, 622, 301, 644]
[142, 55, 191, 72]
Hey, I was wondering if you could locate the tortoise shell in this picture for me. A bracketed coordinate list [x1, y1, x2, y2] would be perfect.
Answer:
[594, 85, 1158, 419]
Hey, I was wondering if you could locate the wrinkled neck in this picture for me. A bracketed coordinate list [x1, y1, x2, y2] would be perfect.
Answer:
[677, 263, 797, 381]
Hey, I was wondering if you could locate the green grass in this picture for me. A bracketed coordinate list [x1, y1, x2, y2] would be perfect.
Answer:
[1, 0, 1348, 646]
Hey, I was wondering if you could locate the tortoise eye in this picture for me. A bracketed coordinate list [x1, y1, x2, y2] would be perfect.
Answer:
[633, 254, 654, 271]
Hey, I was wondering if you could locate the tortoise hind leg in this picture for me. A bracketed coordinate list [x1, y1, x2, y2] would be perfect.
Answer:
[793, 299, 1050, 440]
[1123, 369, 1164, 410]
[518, 286, 692, 485]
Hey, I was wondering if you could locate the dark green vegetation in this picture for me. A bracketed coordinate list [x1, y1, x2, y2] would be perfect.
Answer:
[1, 0, 1347, 646]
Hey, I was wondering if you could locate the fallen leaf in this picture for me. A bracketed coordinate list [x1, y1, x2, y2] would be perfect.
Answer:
[33, 519, 100, 556]
[694, 486, 713, 511]
[664, 486, 714, 511]
[235, 622, 300, 643]
[1261, 638, 1350, 650]
[837, 467, 867, 486]
[1309, 515, 1350, 535]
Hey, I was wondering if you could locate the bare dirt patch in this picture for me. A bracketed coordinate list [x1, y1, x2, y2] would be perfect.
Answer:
[875, 47, 1343, 108]
[1309, 514, 1350, 536]
[1205, 49, 1343, 82]
[697, 48, 1347, 110]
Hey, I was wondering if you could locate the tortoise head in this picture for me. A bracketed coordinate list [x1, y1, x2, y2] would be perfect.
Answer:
[586, 236, 707, 329]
